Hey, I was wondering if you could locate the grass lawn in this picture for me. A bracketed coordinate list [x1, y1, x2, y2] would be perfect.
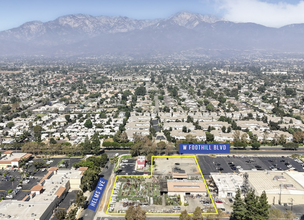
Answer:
[57, 159, 65, 166]
[105, 138, 114, 142]
[121, 155, 132, 160]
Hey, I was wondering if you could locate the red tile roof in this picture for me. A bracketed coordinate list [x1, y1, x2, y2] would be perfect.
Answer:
[3, 150, 13, 155]
[55, 186, 66, 198]
[48, 167, 58, 171]
[31, 185, 43, 192]
[78, 167, 88, 171]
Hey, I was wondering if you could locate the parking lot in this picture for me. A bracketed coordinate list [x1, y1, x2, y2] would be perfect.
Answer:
[198, 155, 304, 176]
[117, 158, 151, 176]
[0, 168, 41, 200]
[118, 159, 137, 175]
[0, 157, 82, 200]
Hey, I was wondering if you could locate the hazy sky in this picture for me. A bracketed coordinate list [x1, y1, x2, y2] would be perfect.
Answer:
[0, 0, 303, 31]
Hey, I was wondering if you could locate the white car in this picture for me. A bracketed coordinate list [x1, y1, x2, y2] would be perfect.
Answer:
[6, 194, 13, 199]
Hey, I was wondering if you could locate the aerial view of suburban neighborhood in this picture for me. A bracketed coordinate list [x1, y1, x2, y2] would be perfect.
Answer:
[1, 1, 304, 220]
[1, 59, 304, 220]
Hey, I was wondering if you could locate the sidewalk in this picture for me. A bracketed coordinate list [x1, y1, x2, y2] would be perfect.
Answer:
[94, 173, 116, 219]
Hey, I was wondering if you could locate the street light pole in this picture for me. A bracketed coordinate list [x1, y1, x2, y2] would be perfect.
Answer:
[291, 198, 293, 211]
[279, 184, 282, 205]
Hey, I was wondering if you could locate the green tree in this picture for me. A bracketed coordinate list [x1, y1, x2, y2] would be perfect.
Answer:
[251, 142, 261, 150]
[65, 114, 71, 122]
[206, 132, 214, 142]
[33, 161, 44, 168]
[6, 122, 15, 129]
[80, 169, 99, 192]
[283, 142, 299, 150]
[55, 210, 66, 220]
[277, 134, 286, 145]
[284, 210, 296, 220]
[84, 119, 93, 128]
[293, 131, 304, 143]
[75, 191, 87, 208]
[245, 189, 258, 219]
[33, 125, 43, 142]
[206, 103, 215, 112]
[269, 208, 284, 220]
[120, 131, 128, 143]
[82, 137, 92, 154]
[146, 153, 154, 164]
[125, 205, 146, 220]
[192, 206, 203, 220]
[66, 208, 77, 220]
[256, 191, 270, 220]
[91, 133, 101, 155]
[179, 210, 191, 220]
[49, 138, 57, 144]
[231, 188, 246, 220]
[135, 86, 146, 96]
[10, 97, 18, 104]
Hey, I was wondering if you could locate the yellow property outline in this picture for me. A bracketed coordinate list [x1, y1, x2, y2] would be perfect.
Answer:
[106, 155, 218, 215]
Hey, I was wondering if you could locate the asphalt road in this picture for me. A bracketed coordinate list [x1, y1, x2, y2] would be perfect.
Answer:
[272, 204, 304, 219]
[104, 150, 130, 158]
[81, 160, 115, 220]
[96, 217, 181, 220]
[230, 150, 304, 155]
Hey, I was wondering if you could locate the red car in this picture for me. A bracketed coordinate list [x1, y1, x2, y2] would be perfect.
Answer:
[215, 200, 223, 203]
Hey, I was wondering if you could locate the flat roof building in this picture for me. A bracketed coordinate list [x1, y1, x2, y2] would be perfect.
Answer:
[0, 167, 86, 219]
[167, 180, 207, 196]
[211, 173, 244, 198]
[243, 171, 304, 205]
[0, 152, 32, 169]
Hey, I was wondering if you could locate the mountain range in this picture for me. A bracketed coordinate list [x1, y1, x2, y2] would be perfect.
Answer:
[1, 11, 304, 59]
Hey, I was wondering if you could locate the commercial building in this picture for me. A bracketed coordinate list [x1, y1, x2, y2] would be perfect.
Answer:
[0, 167, 86, 220]
[211, 173, 244, 198]
[244, 171, 304, 205]
[136, 156, 146, 169]
[167, 180, 207, 196]
[0, 151, 32, 169]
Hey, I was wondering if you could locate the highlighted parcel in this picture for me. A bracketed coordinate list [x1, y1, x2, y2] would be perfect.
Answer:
[106, 155, 217, 215]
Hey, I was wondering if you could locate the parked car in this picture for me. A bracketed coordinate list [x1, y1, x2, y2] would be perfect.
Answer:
[6, 194, 13, 199]
[173, 206, 181, 210]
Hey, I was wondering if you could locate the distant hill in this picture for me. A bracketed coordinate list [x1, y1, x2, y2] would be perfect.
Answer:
[1, 11, 304, 58]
